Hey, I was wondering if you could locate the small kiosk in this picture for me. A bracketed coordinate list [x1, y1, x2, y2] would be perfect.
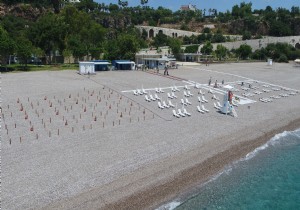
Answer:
[112, 60, 135, 70]
[93, 60, 110, 71]
[79, 62, 95, 75]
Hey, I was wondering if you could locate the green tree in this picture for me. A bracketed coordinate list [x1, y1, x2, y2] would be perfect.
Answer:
[16, 37, 33, 68]
[168, 38, 182, 59]
[0, 26, 15, 65]
[236, 44, 252, 59]
[212, 30, 225, 43]
[215, 44, 227, 60]
[63, 48, 72, 64]
[200, 41, 213, 55]
[153, 32, 168, 47]
[28, 12, 67, 63]
[242, 31, 252, 40]
[184, 45, 199, 53]
[104, 33, 140, 60]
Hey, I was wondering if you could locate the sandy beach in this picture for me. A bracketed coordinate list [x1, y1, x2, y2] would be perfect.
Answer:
[1, 62, 300, 210]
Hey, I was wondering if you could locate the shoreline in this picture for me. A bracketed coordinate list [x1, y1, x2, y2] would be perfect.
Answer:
[2, 63, 300, 210]
[102, 117, 300, 210]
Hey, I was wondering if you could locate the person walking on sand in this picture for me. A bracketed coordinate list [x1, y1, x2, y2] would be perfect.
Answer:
[208, 77, 212, 86]
[214, 80, 218, 88]
[164, 65, 169, 76]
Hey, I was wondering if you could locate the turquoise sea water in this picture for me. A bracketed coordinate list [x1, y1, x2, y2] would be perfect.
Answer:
[171, 129, 300, 210]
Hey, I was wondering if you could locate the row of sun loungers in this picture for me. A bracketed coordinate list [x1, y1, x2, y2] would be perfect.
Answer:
[254, 91, 263, 95]
[133, 89, 147, 95]
[172, 108, 191, 117]
[279, 93, 289, 97]
[184, 85, 191, 90]
[167, 92, 177, 99]
[155, 88, 165, 93]
[212, 94, 220, 100]
[145, 94, 161, 102]
[259, 98, 273, 103]
[197, 105, 209, 113]
[158, 101, 175, 109]
[214, 102, 223, 110]
[242, 93, 255, 97]
[198, 96, 208, 103]
[181, 98, 192, 106]
[270, 95, 281, 99]
[184, 91, 193, 97]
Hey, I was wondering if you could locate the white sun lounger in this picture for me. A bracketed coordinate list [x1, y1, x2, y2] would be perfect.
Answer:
[162, 101, 170, 108]
[172, 109, 180, 118]
[183, 108, 191, 116]
[217, 101, 222, 108]
[155, 88, 160, 93]
[181, 99, 188, 106]
[154, 94, 160, 100]
[168, 100, 175, 108]
[145, 95, 151, 102]
[159, 88, 164, 93]
[142, 88, 147, 94]
[158, 101, 164, 109]
[184, 91, 190, 97]
[171, 92, 177, 98]
[149, 94, 156, 101]
[185, 98, 192, 105]
[198, 96, 204, 103]
[201, 104, 209, 112]
[184, 85, 190, 90]
[202, 95, 208, 103]
[197, 105, 205, 113]
[174, 86, 180, 92]
[167, 92, 174, 99]
[187, 91, 193, 96]
[177, 109, 186, 117]
[212, 95, 219, 100]
[195, 84, 201, 89]
[133, 90, 138, 95]
[137, 89, 143, 95]
[214, 102, 220, 110]
[171, 87, 176, 92]
[199, 90, 205, 95]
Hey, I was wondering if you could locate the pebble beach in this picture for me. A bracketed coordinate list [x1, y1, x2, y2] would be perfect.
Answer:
[1, 62, 300, 210]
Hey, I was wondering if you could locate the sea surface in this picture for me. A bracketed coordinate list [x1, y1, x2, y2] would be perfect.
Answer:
[160, 129, 300, 210]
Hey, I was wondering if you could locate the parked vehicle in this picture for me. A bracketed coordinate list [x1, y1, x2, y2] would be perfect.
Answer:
[7, 56, 18, 64]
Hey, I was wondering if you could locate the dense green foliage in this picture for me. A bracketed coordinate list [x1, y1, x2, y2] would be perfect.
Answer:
[1, 0, 300, 67]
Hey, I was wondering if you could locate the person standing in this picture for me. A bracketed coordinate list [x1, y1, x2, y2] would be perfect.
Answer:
[164, 65, 169, 75]
[208, 77, 212, 86]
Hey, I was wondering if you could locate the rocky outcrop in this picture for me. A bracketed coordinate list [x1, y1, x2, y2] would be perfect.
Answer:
[99, 15, 132, 29]
[0, 3, 47, 21]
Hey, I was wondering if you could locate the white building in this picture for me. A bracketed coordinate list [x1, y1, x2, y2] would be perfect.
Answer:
[68, 0, 80, 3]
[180, 4, 197, 12]
[79, 62, 95, 75]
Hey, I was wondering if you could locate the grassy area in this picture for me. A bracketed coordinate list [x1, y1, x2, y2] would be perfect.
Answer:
[0, 64, 79, 73]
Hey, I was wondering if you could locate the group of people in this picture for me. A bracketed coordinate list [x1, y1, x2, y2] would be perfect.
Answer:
[208, 77, 225, 88]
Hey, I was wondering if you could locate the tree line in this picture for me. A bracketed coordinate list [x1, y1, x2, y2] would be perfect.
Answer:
[1, 0, 300, 67]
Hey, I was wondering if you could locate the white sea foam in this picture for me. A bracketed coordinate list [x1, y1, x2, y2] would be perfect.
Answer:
[156, 201, 181, 210]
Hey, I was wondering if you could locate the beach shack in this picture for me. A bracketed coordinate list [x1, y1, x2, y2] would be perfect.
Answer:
[79, 61, 95, 75]
[93, 60, 111, 71]
[139, 56, 176, 69]
[112, 60, 135, 70]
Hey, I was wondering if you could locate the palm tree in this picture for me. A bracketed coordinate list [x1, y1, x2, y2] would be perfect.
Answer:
[208, 8, 212, 16]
